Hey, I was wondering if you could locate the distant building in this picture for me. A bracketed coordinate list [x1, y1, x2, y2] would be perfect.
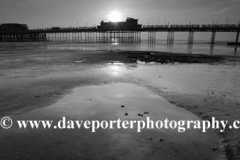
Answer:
[97, 17, 142, 30]
[0, 23, 28, 32]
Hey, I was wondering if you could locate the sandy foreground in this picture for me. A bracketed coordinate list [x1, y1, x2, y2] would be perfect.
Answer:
[0, 46, 240, 160]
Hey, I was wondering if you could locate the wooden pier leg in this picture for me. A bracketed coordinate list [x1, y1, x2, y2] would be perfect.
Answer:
[122, 31, 123, 43]
[77, 32, 79, 42]
[9, 34, 12, 42]
[88, 32, 90, 43]
[96, 32, 98, 43]
[86, 32, 88, 43]
[130, 31, 132, 43]
[55, 33, 59, 41]
[105, 31, 107, 43]
[148, 31, 154, 44]
[132, 31, 134, 43]
[23, 34, 26, 42]
[171, 31, 174, 44]
[135, 31, 138, 43]
[236, 30, 239, 43]
[44, 33, 47, 41]
[89, 32, 93, 43]
[139, 32, 142, 43]
[130, 31, 131, 43]
[91, 32, 93, 43]
[124, 31, 125, 43]
[75, 32, 77, 42]
[135, 31, 137, 43]
[138, 31, 140, 43]
[148, 32, 150, 43]
[1, 34, 3, 42]
[102, 32, 104, 43]
[167, 31, 174, 44]
[89, 32, 91, 43]
[167, 31, 171, 44]
[13, 34, 15, 42]
[39, 33, 42, 41]
[155, 32, 157, 43]
[134, 31, 136, 43]
[21, 34, 24, 42]
[10, 34, 13, 42]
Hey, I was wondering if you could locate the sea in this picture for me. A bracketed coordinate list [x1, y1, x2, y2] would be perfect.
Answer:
[0, 40, 239, 57]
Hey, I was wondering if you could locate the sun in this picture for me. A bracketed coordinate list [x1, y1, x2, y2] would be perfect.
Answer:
[108, 11, 122, 22]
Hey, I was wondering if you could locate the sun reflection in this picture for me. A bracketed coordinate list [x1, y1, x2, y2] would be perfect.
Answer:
[110, 65, 120, 76]
[105, 62, 125, 76]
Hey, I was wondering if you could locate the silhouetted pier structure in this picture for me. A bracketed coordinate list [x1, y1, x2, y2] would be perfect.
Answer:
[0, 18, 239, 44]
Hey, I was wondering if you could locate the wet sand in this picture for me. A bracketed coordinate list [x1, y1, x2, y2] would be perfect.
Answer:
[0, 83, 219, 160]
[0, 46, 240, 159]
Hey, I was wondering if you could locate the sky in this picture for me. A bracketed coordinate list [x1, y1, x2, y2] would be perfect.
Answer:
[0, 0, 239, 40]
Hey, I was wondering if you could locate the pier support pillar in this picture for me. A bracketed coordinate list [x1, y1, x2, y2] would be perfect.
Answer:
[0, 34, 3, 42]
[138, 31, 141, 43]
[188, 31, 194, 44]
[148, 31, 156, 44]
[211, 31, 216, 44]
[167, 31, 174, 44]
[236, 30, 239, 43]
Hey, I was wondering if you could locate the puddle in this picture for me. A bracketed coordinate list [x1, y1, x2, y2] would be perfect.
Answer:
[0, 83, 219, 160]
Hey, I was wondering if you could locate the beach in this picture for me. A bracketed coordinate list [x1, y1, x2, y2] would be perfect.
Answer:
[0, 43, 240, 160]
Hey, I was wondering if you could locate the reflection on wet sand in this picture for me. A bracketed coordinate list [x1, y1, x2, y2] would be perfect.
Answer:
[234, 47, 238, 54]
[210, 44, 214, 55]
[187, 43, 193, 54]
[167, 43, 173, 53]
[103, 62, 127, 77]
[0, 83, 219, 160]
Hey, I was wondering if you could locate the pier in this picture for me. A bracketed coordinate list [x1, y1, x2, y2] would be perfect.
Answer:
[0, 18, 239, 44]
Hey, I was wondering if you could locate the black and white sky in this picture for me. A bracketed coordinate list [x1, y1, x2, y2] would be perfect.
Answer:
[1, 0, 239, 28]
[0, 0, 239, 40]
